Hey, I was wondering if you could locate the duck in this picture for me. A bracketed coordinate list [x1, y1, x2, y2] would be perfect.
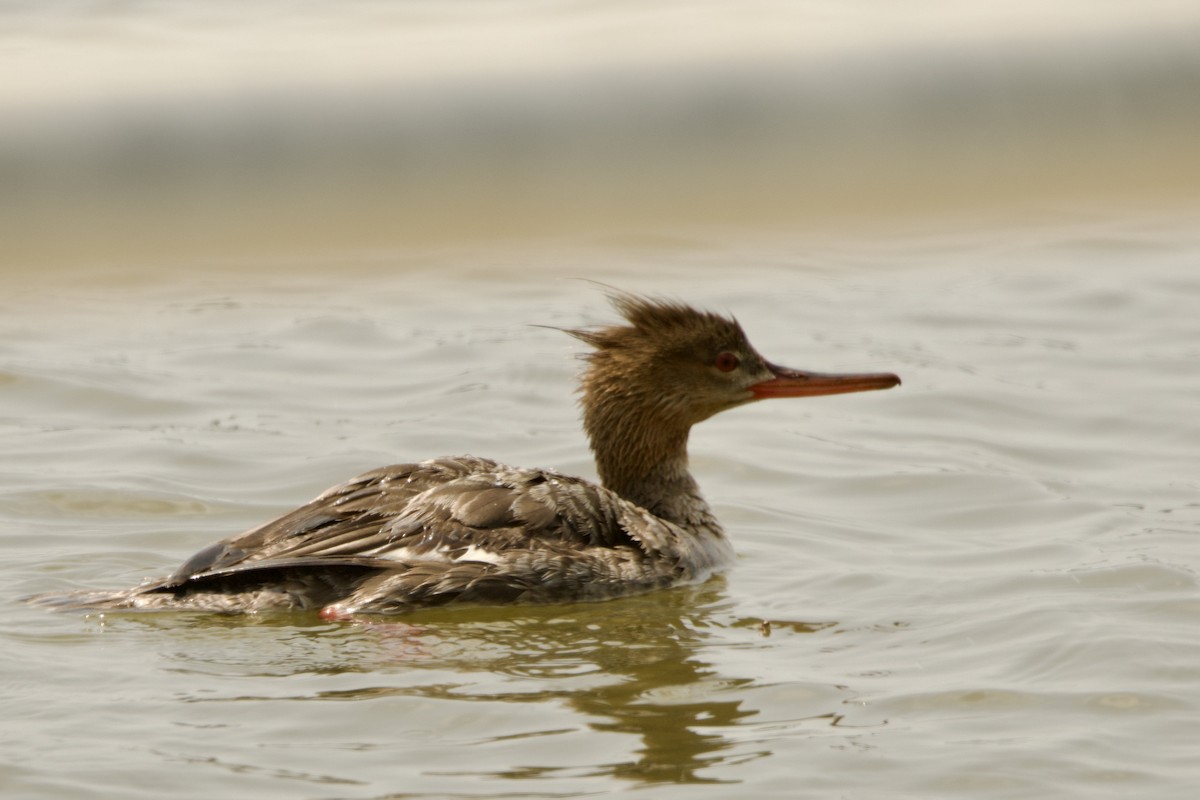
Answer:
[28, 292, 899, 617]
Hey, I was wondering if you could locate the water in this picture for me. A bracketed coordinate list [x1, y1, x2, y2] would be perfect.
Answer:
[3, 2, 1200, 799]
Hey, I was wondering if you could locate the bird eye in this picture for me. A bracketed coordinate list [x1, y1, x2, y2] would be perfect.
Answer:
[714, 351, 740, 372]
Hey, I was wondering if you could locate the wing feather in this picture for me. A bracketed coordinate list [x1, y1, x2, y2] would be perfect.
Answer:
[170, 456, 654, 586]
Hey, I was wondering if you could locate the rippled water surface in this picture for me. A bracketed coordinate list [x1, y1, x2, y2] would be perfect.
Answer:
[4, 1, 1200, 798]
[4, 217, 1199, 799]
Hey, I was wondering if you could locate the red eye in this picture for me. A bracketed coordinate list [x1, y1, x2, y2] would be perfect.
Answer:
[714, 352, 740, 372]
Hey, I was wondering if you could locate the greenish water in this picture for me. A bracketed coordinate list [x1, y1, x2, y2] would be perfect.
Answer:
[5, 217, 1200, 799]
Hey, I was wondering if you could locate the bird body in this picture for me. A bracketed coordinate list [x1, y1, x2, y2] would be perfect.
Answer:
[27, 293, 898, 617]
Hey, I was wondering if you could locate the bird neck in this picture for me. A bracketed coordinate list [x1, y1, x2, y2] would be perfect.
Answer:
[582, 391, 717, 530]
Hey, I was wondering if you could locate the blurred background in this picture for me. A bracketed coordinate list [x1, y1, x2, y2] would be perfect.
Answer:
[3, 0, 1199, 269]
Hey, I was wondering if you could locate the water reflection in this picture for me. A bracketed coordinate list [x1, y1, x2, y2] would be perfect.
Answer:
[114, 584, 839, 787]
[362, 587, 758, 786]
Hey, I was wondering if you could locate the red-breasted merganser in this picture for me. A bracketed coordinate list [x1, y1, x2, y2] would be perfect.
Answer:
[28, 293, 899, 617]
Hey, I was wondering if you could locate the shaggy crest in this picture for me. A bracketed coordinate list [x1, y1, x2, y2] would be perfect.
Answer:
[565, 291, 751, 366]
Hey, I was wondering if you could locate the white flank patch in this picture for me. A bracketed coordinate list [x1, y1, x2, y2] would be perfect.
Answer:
[373, 546, 439, 562]
[455, 544, 505, 565]
[373, 544, 504, 565]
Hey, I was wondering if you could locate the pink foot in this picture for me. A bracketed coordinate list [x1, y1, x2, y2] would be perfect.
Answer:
[319, 603, 356, 621]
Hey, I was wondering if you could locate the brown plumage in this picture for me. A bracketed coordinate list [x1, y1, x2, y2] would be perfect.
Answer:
[26, 292, 899, 617]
